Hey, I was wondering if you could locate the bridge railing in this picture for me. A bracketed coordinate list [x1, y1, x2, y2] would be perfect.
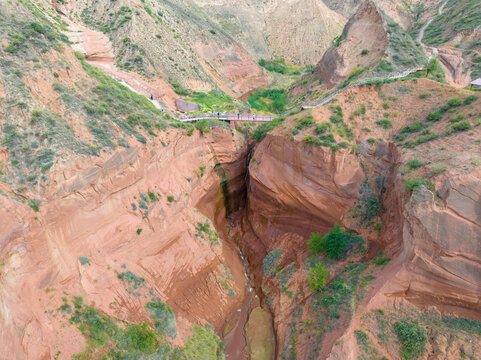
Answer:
[181, 113, 276, 123]
[301, 67, 425, 109]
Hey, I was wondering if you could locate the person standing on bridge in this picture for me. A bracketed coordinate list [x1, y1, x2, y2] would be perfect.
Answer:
[252, 114, 255, 121]
[237, 113, 240, 120]
[150, 94, 153, 101]
[218, 112, 220, 119]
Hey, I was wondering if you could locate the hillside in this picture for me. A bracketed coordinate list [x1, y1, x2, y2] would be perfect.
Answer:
[191, 0, 346, 65]
[420, 0, 481, 84]
[1, 0, 481, 359]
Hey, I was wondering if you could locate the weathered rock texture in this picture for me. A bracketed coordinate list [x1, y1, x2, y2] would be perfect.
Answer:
[315, 0, 389, 87]
[0, 129, 250, 358]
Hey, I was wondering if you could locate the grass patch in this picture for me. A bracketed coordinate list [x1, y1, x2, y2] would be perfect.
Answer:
[248, 89, 287, 113]
[394, 319, 426, 360]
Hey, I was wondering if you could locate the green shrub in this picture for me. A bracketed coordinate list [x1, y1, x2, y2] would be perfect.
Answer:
[382, 102, 390, 109]
[304, 135, 321, 146]
[426, 110, 443, 121]
[404, 177, 434, 192]
[361, 49, 368, 56]
[308, 223, 363, 260]
[307, 262, 329, 291]
[124, 322, 158, 353]
[28, 199, 40, 212]
[367, 137, 376, 144]
[464, 94, 478, 105]
[451, 121, 471, 132]
[136, 228, 142, 235]
[394, 319, 426, 359]
[354, 329, 369, 345]
[182, 324, 225, 360]
[5, 33, 27, 53]
[376, 119, 392, 129]
[263, 248, 281, 275]
[406, 159, 423, 169]
[78, 256, 90, 265]
[251, 117, 285, 142]
[307, 232, 323, 254]
[431, 163, 447, 175]
[195, 119, 210, 134]
[447, 97, 462, 108]
[315, 122, 332, 134]
[400, 122, 423, 133]
[167, 195, 174, 203]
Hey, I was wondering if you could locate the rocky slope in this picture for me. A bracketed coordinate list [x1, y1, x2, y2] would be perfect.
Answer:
[56, 0, 270, 99]
[192, 0, 346, 65]
[234, 78, 481, 358]
[2, 0, 481, 359]
[314, 0, 426, 89]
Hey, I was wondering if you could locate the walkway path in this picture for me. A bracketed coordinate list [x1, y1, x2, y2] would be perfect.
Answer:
[301, 67, 424, 110]
[181, 113, 276, 123]
[55, 5, 178, 110]
[416, 1, 469, 87]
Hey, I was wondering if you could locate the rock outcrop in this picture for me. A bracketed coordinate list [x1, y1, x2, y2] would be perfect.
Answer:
[0, 128, 250, 358]
[315, 0, 388, 88]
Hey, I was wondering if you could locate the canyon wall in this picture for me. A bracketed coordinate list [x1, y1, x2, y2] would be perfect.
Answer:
[0, 128, 250, 358]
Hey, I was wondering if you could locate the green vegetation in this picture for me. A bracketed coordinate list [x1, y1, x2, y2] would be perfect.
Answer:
[195, 221, 219, 245]
[358, 177, 382, 224]
[376, 119, 392, 129]
[66, 296, 223, 359]
[248, 89, 287, 113]
[308, 223, 364, 260]
[424, 0, 481, 46]
[28, 199, 40, 212]
[146, 299, 177, 338]
[187, 91, 237, 112]
[167, 195, 174, 203]
[307, 262, 328, 291]
[258, 58, 306, 75]
[464, 94, 478, 105]
[81, 6, 132, 34]
[117, 270, 145, 289]
[251, 117, 285, 142]
[4, 21, 67, 54]
[78, 256, 90, 265]
[182, 325, 225, 360]
[377, 22, 426, 74]
[394, 319, 426, 359]
[406, 159, 423, 169]
[263, 248, 282, 276]
[404, 177, 434, 192]
[314, 262, 373, 320]
[354, 329, 369, 346]
[431, 163, 448, 175]
[450, 121, 471, 132]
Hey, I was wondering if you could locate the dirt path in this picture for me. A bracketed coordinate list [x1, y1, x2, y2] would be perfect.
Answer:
[57, 11, 178, 110]
[417, 0, 470, 88]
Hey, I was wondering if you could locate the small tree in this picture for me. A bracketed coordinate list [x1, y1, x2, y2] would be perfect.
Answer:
[307, 223, 363, 260]
[307, 232, 324, 253]
[307, 263, 329, 291]
[426, 58, 438, 76]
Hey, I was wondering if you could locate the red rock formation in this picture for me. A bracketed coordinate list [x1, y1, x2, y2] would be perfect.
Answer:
[315, 0, 388, 88]
[0, 128, 250, 358]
